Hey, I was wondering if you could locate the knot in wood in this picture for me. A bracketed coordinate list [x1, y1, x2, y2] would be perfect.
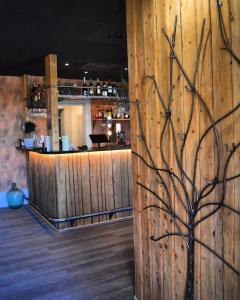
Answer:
[135, 99, 140, 104]
[137, 134, 145, 141]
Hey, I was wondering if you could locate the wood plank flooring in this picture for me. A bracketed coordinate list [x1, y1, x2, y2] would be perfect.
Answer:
[0, 206, 134, 300]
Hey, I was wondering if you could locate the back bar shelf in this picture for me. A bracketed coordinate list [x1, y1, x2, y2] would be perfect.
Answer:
[58, 94, 128, 103]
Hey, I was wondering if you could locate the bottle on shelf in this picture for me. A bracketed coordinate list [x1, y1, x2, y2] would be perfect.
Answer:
[31, 82, 38, 102]
[106, 107, 113, 120]
[107, 79, 113, 96]
[96, 78, 101, 96]
[112, 83, 118, 97]
[82, 76, 88, 96]
[36, 84, 41, 101]
[89, 78, 94, 96]
[63, 81, 71, 95]
[102, 81, 108, 97]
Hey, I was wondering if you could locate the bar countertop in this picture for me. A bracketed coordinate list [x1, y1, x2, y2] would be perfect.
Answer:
[17, 145, 131, 155]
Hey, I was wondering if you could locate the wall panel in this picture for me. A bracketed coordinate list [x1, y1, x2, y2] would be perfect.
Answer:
[126, 0, 240, 299]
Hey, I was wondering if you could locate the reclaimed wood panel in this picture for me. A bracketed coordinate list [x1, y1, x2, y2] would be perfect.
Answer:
[45, 54, 59, 151]
[28, 149, 132, 229]
[126, 0, 240, 299]
[231, 1, 240, 298]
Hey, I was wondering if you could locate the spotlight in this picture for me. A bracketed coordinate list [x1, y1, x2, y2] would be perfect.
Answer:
[65, 62, 70, 66]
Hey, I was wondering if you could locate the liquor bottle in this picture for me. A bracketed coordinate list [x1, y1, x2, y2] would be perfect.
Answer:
[89, 78, 94, 96]
[112, 83, 117, 97]
[63, 81, 70, 95]
[106, 107, 113, 120]
[102, 81, 108, 97]
[31, 82, 37, 94]
[107, 79, 113, 96]
[31, 82, 38, 102]
[82, 76, 88, 96]
[36, 84, 41, 101]
[96, 78, 101, 96]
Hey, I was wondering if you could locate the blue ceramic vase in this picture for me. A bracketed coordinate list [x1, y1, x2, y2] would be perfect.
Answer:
[6, 183, 24, 209]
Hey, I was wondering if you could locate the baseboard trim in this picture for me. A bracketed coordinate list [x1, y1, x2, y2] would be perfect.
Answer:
[30, 204, 133, 232]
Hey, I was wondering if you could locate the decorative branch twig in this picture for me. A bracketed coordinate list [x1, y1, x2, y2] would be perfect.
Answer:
[217, 0, 240, 64]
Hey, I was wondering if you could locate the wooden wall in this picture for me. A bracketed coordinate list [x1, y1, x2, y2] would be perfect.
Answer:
[29, 149, 132, 229]
[126, 0, 240, 299]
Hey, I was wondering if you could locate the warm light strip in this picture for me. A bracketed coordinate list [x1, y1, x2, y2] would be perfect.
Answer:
[29, 149, 131, 158]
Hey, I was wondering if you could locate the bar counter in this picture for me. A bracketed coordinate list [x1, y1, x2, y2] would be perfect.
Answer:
[27, 146, 132, 229]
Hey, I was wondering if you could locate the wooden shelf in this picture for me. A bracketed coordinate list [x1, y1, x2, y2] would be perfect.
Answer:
[27, 100, 47, 109]
[58, 95, 128, 102]
[92, 118, 130, 121]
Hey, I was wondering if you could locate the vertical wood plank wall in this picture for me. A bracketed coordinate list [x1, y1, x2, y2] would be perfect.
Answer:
[28, 149, 132, 229]
[126, 0, 240, 299]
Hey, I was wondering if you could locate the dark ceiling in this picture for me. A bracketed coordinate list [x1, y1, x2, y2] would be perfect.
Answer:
[0, 0, 128, 81]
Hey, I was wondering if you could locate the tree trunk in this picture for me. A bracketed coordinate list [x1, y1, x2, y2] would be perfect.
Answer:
[186, 230, 195, 300]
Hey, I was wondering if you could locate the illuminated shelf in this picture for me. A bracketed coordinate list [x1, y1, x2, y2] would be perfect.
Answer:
[58, 95, 128, 103]
[92, 119, 130, 121]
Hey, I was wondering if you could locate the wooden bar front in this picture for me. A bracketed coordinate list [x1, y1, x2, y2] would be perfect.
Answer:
[28, 149, 132, 229]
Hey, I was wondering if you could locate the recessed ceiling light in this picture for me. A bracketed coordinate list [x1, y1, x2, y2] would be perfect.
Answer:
[65, 62, 69, 66]
[84, 71, 88, 74]
[124, 67, 128, 71]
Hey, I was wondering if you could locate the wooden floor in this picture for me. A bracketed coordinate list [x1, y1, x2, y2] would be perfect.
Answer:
[0, 206, 134, 300]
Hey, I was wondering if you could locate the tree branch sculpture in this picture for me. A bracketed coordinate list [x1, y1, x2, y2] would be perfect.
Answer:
[132, 2, 240, 299]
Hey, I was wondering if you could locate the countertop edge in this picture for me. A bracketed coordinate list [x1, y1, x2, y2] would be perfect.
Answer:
[16, 145, 131, 155]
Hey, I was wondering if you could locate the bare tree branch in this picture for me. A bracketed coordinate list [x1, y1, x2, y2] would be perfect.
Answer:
[137, 181, 188, 229]
[195, 142, 240, 225]
[151, 232, 188, 243]
[162, 27, 222, 205]
[143, 205, 189, 228]
[132, 150, 190, 212]
[150, 233, 240, 276]
[194, 238, 240, 276]
[199, 102, 240, 199]
[196, 202, 240, 215]
[217, 0, 240, 64]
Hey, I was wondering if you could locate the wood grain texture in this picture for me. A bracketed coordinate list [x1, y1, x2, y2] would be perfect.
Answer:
[45, 54, 59, 151]
[0, 207, 134, 300]
[126, 0, 240, 299]
[28, 149, 132, 229]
